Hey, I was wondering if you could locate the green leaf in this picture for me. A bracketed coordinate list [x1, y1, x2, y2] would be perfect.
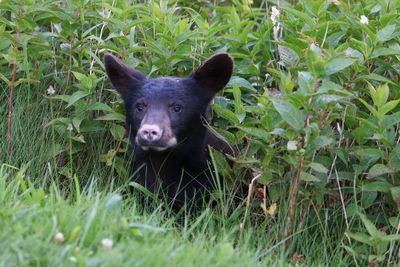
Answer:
[72, 71, 87, 82]
[357, 73, 396, 85]
[71, 135, 86, 143]
[213, 105, 239, 125]
[271, 99, 305, 130]
[232, 85, 246, 123]
[377, 24, 396, 43]
[300, 172, 320, 182]
[362, 181, 391, 192]
[80, 120, 103, 133]
[344, 47, 364, 63]
[368, 83, 389, 108]
[325, 58, 355, 76]
[66, 91, 90, 108]
[0, 72, 10, 85]
[389, 217, 400, 229]
[346, 231, 373, 246]
[311, 136, 334, 150]
[80, 75, 99, 92]
[278, 45, 299, 67]
[226, 76, 256, 92]
[353, 148, 385, 161]
[281, 6, 316, 27]
[96, 113, 125, 122]
[380, 234, 400, 242]
[258, 170, 273, 185]
[358, 98, 380, 119]
[370, 48, 400, 59]
[329, 172, 354, 181]
[367, 164, 392, 179]
[361, 191, 377, 209]
[297, 71, 314, 94]
[381, 111, 400, 128]
[237, 126, 269, 142]
[279, 71, 295, 94]
[86, 102, 114, 112]
[390, 186, 400, 209]
[358, 212, 380, 238]
[379, 100, 399, 117]
[110, 124, 126, 141]
[72, 117, 83, 133]
[209, 148, 232, 178]
[307, 162, 329, 174]
[376, 83, 388, 105]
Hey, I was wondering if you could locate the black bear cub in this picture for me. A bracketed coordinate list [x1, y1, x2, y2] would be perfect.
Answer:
[104, 53, 234, 207]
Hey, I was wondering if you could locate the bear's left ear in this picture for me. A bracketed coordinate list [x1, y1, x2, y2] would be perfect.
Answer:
[104, 54, 146, 97]
[190, 53, 233, 97]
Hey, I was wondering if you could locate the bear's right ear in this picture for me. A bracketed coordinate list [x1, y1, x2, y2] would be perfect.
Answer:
[190, 53, 233, 97]
[104, 54, 146, 96]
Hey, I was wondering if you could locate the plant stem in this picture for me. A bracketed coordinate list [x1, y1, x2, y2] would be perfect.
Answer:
[240, 173, 261, 233]
[7, 0, 22, 159]
[286, 79, 320, 245]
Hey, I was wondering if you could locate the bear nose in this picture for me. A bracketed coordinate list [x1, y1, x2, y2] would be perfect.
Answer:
[138, 124, 163, 141]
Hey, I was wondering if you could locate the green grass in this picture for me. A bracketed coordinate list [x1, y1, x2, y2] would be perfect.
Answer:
[0, 161, 350, 267]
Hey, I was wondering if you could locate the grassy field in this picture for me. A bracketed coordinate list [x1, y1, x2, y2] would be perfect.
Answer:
[2, 0, 400, 266]
[0, 163, 351, 266]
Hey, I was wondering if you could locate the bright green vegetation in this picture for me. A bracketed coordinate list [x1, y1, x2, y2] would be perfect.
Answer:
[2, 0, 400, 266]
[0, 165, 349, 266]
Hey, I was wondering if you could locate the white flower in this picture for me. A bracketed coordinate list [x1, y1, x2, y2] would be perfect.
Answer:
[60, 43, 71, 51]
[67, 124, 73, 131]
[329, 0, 340, 5]
[270, 6, 281, 41]
[47, 85, 56, 95]
[287, 140, 298, 151]
[360, 15, 369, 25]
[69, 256, 77, 263]
[271, 6, 280, 24]
[310, 43, 320, 51]
[101, 238, 113, 250]
[336, 122, 342, 133]
[54, 232, 65, 245]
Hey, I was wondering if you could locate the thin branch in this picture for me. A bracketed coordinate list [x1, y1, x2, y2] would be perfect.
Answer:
[286, 153, 303, 239]
[286, 79, 320, 244]
[7, 0, 23, 159]
[333, 114, 349, 229]
[240, 173, 261, 233]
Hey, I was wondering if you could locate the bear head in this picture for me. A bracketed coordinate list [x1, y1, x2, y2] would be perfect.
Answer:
[104, 53, 233, 152]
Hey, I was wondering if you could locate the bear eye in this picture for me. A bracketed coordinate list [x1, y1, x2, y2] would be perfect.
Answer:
[135, 103, 146, 112]
[171, 104, 182, 113]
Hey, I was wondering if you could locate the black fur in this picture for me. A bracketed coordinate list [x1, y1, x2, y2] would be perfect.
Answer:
[104, 53, 234, 207]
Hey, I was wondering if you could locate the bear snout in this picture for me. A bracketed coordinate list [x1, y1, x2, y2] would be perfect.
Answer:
[135, 124, 177, 151]
[138, 124, 163, 142]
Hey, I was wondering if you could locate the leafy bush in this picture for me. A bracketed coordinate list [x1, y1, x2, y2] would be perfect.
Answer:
[2, 0, 400, 265]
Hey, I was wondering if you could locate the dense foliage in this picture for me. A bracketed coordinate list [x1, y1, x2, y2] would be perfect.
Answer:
[2, 0, 400, 265]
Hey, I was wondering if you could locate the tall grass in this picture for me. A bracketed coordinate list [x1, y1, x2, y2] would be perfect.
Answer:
[0, 163, 352, 266]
